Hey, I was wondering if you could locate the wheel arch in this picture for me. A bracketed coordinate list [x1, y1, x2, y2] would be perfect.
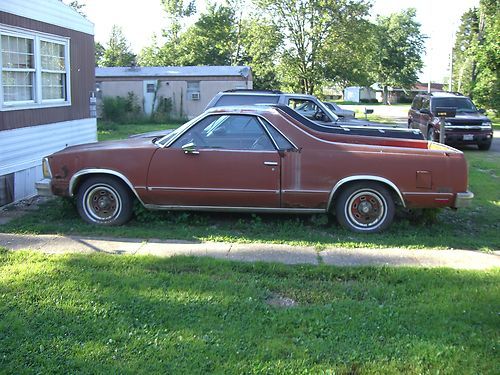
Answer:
[327, 175, 405, 211]
[69, 169, 144, 204]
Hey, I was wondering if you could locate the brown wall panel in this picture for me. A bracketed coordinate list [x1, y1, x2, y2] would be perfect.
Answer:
[0, 12, 95, 131]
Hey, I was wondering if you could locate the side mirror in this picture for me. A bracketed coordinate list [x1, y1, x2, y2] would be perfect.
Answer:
[478, 108, 486, 114]
[182, 142, 199, 154]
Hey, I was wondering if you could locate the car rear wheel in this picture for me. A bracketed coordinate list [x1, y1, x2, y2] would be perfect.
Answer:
[76, 176, 133, 226]
[478, 140, 492, 151]
[335, 182, 395, 233]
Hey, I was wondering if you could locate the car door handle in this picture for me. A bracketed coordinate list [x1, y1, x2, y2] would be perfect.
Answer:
[264, 161, 278, 166]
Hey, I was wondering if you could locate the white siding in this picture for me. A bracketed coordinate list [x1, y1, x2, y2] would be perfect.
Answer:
[14, 165, 43, 201]
[1, 118, 96, 202]
[0, 118, 97, 177]
[0, 0, 94, 35]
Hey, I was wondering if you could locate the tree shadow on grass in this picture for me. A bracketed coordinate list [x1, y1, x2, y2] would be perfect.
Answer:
[0, 252, 498, 373]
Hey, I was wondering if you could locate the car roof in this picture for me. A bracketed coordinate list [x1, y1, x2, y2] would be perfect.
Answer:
[220, 91, 317, 100]
[418, 91, 469, 99]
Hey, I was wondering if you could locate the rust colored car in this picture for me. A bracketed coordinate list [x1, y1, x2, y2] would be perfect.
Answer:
[40, 105, 473, 233]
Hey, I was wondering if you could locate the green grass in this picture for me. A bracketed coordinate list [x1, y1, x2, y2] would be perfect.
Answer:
[2, 150, 499, 251]
[97, 121, 181, 141]
[1, 250, 498, 373]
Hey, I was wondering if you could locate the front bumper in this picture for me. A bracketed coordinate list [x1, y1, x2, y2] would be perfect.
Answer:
[438, 129, 493, 145]
[35, 178, 53, 197]
[453, 191, 474, 208]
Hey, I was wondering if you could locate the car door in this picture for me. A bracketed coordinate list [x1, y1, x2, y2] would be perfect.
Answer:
[146, 114, 281, 207]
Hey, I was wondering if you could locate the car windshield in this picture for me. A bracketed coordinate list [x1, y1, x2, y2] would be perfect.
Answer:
[431, 97, 477, 113]
[155, 117, 199, 146]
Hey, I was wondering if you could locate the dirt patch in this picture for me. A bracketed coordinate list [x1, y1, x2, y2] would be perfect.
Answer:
[0, 196, 52, 225]
[265, 293, 298, 308]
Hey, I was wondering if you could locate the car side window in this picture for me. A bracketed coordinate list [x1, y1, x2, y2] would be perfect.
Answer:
[288, 99, 328, 121]
[171, 114, 275, 151]
[411, 96, 421, 110]
[421, 98, 430, 111]
[259, 118, 295, 151]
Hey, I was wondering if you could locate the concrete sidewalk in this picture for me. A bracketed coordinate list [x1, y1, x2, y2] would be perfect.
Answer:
[0, 233, 498, 270]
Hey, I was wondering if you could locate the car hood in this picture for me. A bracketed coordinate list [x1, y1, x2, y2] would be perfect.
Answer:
[53, 137, 159, 156]
[128, 129, 174, 138]
[448, 112, 490, 121]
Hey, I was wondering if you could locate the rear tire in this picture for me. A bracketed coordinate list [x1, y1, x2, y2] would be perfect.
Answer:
[335, 182, 395, 233]
[76, 176, 133, 226]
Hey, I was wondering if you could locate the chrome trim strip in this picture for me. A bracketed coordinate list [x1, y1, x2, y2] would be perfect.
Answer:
[147, 186, 279, 193]
[283, 189, 330, 194]
[403, 192, 453, 196]
[327, 175, 406, 209]
[69, 168, 145, 205]
[144, 204, 325, 214]
[264, 161, 278, 166]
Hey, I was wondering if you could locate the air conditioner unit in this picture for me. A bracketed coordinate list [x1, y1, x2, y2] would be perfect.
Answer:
[190, 92, 200, 100]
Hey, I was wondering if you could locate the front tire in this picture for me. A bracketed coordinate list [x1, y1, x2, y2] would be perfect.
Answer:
[478, 140, 492, 151]
[76, 176, 133, 226]
[335, 182, 395, 233]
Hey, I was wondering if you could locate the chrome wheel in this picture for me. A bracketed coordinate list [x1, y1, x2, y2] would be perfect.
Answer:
[83, 184, 122, 222]
[335, 182, 395, 233]
[76, 176, 133, 226]
[345, 189, 386, 230]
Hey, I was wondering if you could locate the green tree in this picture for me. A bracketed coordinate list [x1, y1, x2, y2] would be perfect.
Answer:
[161, 0, 196, 42]
[176, 4, 236, 66]
[239, 19, 283, 89]
[95, 41, 105, 67]
[100, 25, 136, 67]
[256, 0, 372, 94]
[452, 1, 499, 112]
[473, 0, 499, 112]
[62, 0, 86, 16]
[374, 9, 425, 104]
[452, 9, 480, 96]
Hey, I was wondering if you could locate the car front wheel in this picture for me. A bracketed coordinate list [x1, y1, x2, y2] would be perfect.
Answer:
[478, 140, 492, 151]
[76, 176, 133, 226]
[335, 182, 395, 233]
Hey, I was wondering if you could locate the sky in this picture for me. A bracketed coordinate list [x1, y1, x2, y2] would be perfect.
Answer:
[77, 0, 480, 84]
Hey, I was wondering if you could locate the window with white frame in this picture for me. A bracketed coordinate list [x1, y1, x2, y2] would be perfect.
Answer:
[0, 27, 70, 109]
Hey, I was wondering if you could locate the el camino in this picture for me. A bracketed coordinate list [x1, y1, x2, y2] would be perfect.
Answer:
[40, 105, 473, 233]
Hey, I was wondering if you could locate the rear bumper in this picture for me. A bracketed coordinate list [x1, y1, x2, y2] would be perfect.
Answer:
[454, 191, 474, 208]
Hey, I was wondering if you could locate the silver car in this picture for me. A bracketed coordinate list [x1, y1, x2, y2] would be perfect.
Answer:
[324, 102, 356, 118]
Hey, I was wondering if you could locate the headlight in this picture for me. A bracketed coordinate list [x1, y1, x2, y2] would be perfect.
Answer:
[481, 121, 492, 128]
[42, 157, 52, 178]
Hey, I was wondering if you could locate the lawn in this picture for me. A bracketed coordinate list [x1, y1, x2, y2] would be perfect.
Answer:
[0, 250, 498, 373]
[97, 121, 181, 141]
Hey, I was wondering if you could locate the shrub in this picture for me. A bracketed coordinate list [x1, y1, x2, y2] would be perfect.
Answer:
[100, 92, 144, 123]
